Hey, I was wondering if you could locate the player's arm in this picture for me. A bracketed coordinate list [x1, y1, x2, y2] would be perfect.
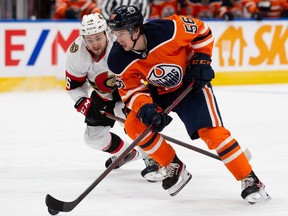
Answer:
[176, 15, 215, 91]
[65, 70, 89, 102]
[118, 73, 172, 133]
[53, 0, 68, 19]
[117, 73, 153, 114]
[66, 70, 115, 125]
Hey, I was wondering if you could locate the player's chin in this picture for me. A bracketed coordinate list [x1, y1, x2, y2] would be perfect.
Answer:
[92, 49, 102, 55]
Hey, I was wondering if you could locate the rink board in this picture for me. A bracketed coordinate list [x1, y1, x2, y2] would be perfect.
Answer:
[0, 19, 287, 92]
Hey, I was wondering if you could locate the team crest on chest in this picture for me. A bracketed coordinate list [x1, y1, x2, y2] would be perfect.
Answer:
[93, 72, 117, 93]
[147, 64, 183, 88]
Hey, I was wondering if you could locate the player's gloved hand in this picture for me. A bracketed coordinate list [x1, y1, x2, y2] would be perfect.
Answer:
[137, 104, 172, 133]
[74, 91, 114, 125]
[187, 53, 215, 92]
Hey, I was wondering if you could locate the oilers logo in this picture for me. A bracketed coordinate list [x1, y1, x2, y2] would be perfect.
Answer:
[147, 64, 183, 88]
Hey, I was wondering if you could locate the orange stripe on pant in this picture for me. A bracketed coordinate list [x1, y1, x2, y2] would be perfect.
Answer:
[199, 127, 252, 180]
[125, 110, 175, 167]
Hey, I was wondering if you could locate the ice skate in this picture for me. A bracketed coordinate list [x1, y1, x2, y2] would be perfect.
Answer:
[141, 156, 166, 182]
[105, 149, 142, 169]
[241, 171, 271, 204]
[162, 155, 192, 196]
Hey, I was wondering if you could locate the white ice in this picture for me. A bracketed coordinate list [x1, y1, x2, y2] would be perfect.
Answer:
[1, 84, 288, 216]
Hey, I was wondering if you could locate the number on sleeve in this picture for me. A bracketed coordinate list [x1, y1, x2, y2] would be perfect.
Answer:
[180, 17, 198, 34]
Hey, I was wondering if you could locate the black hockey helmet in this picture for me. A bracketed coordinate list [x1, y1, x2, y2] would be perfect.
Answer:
[107, 5, 144, 32]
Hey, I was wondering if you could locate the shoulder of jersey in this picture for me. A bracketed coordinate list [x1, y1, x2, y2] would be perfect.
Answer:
[67, 36, 88, 57]
[108, 19, 175, 75]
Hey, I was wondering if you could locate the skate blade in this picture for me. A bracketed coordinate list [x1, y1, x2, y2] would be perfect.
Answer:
[246, 188, 271, 204]
[143, 171, 166, 182]
[168, 171, 192, 196]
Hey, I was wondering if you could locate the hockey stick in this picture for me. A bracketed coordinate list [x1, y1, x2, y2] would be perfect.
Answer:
[45, 81, 195, 214]
[162, 134, 252, 161]
[103, 112, 252, 161]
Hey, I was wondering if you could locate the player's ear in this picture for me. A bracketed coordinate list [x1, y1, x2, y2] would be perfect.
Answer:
[133, 27, 141, 36]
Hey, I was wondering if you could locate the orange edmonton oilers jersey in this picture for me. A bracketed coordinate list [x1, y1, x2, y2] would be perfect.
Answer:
[244, 0, 288, 18]
[149, 0, 180, 19]
[53, 0, 100, 19]
[108, 14, 214, 113]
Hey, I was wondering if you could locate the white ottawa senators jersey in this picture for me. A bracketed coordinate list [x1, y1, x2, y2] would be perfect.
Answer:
[65, 35, 117, 102]
[107, 14, 214, 113]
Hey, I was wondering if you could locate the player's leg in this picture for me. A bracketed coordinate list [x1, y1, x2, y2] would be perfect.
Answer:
[199, 127, 271, 204]
[84, 125, 141, 168]
[175, 84, 270, 203]
[112, 101, 164, 180]
[125, 111, 192, 195]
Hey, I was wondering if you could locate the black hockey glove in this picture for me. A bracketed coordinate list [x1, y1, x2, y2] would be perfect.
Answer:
[137, 103, 172, 133]
[74, 91, 115, 126]
[186, 53, 215, 93]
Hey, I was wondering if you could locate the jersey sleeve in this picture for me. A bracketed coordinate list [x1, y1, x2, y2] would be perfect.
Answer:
[53, 0, 68, 19]
[117, 72, 153, 113]
[168, 14, 214, 57]
[65, 38, 91, 102]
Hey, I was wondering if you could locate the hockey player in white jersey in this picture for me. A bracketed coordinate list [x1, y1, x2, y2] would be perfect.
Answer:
[65, 12, 162, 181]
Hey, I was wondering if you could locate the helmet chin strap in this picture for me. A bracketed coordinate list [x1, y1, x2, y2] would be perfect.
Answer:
[130, 31, 141, 50]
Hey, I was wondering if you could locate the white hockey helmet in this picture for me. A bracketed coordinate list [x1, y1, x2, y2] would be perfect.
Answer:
[80, 13, 107, 36]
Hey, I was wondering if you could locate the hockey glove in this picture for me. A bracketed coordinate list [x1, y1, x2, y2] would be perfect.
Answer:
[186, 53, 215, 92]
[74, 91, 115, 125]
[137, 103, 172, 133]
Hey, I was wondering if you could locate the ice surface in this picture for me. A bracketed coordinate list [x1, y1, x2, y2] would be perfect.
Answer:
[0, 84, 287, 216]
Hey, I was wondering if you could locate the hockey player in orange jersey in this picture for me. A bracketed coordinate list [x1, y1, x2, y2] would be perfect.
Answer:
[244, 0, 288, 19]
[53, 0, 100, 19]
[107, 5, 271, 202]
[148, 0, 186, 19]
[217, 0, 288, 20]
[216, 0, 247, 20]
[182, 0, 222, 19]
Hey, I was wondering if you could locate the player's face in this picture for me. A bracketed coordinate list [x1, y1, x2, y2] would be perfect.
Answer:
[84, 32, 108, 56]
[112, 30, 134, 51]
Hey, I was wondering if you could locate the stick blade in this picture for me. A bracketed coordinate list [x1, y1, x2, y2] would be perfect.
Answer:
[45, 194, 76, 212]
